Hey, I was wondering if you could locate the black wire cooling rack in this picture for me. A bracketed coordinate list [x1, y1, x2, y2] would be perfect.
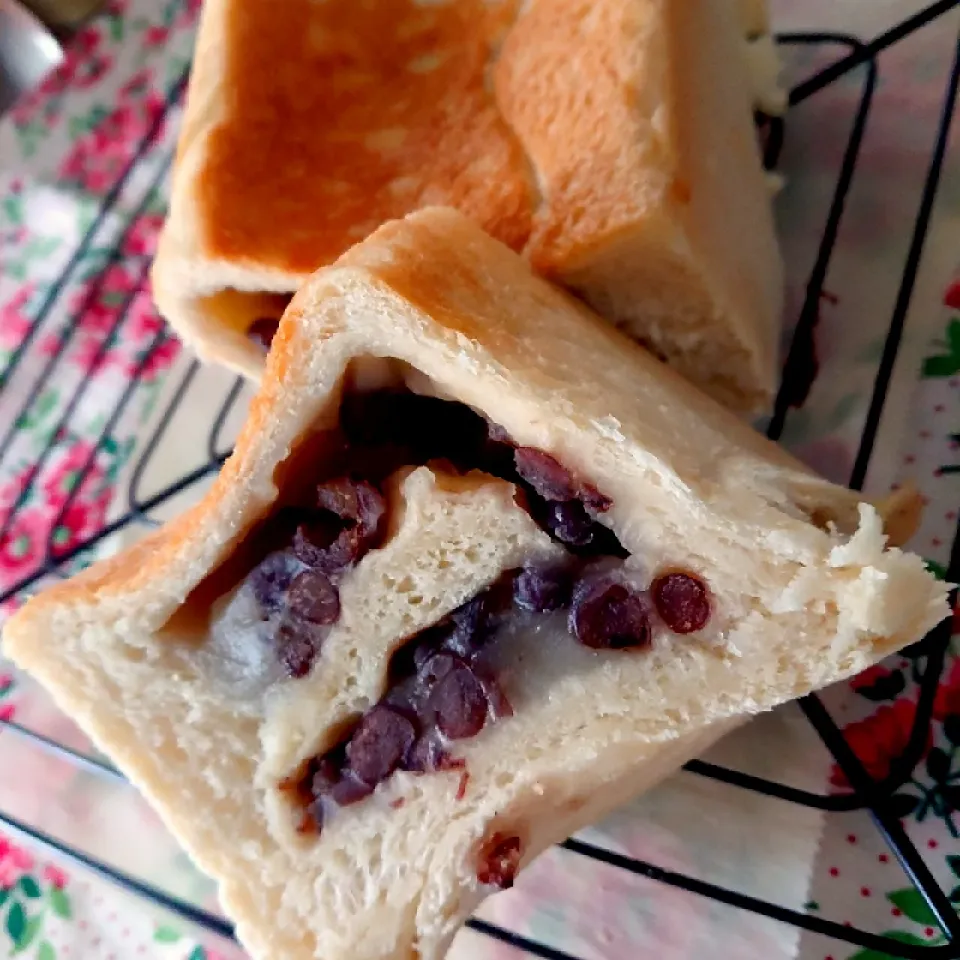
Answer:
[0, 3, 959, 958]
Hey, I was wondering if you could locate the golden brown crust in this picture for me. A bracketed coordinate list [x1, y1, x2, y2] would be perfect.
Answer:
[196, 0, 534, 274]
[495, 0, 675, 273]
[156, 0, 782, 415]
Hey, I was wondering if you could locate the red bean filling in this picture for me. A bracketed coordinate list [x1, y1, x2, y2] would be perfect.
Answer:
[514, 447, 582, 502]
[242, 477, 387, 678]
[231, 389, 713, 828]
[295, 580, 513, 830]
[293, 559, 708, 832]
[287, 571, 340, 625]
[569, 577, 652, 650]
[346, 706, 417, 785]
[477, 834, 523, 889]
[247, 317, 280, 351]
[336, 391, 625, 558]
[515, 447, 611, 515]
[651, 572, 711, 634]
[275, 621, 321, 680]
[293, 478, 385, 573]
[513, 564, 573, 613]
[430, 665, 489, 739]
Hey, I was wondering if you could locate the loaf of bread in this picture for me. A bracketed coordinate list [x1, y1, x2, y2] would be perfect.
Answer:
[153, 0, 783, 412]
[7, 209, 946, 960]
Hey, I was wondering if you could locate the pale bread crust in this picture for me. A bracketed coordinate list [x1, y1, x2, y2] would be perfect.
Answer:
[152, 0, 783, 412]
[7, 209, 947, 960]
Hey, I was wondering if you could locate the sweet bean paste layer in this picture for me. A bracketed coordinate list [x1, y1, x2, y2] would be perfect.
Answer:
[248, 316, 281, 351]
[228, 389, 711, 846]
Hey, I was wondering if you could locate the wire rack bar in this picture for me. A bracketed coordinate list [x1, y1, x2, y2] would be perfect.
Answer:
[0, 459, 223, 603]
[849, 27, 960, 490]
[562, 839, 959, 959]
[125, 357, 202, 525]
[464, 921, 579, 960]
[789, 0, 960, 104]
[0, 718, 121, 781]
[768, 32, 876, 429]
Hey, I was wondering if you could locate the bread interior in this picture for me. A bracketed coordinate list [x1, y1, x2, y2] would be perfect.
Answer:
[156, 357, 758, 856]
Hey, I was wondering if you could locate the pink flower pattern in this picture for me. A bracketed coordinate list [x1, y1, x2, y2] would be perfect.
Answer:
[59, 91, 165, 193]
[0, 1, 214, 956]
[41, 440, 106, 508]
[143, 25, 171, 48]
[42, 864, 68, 890]
[0, 831, 76, 954]
[123, 211, 164, 256]
[0, 672, 15, 725]
[0, 434, 119, 590]
[0, 837, 34, 889]
[10, 26, 109, 127]
[133, 335, 180, 379]
[0, 284, 37, 344]
[0, 509, 48, 578]
[0, 474, 25, 519]
[31, 243, 174, 379]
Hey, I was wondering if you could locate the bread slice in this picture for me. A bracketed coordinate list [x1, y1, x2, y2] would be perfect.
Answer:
[152, 0, 783, 412]
[7, 209, 944, 960]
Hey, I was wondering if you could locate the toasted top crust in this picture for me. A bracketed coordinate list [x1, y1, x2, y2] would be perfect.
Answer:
[154, 0, 783, 414]
[164, 0, 768, 279]
[193, 0, 533, 274]
[737, 0, 770, 36]
[495, 0, 676, 272]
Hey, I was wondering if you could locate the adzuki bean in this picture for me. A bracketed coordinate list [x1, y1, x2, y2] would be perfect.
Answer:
[241, 390, 712, 834]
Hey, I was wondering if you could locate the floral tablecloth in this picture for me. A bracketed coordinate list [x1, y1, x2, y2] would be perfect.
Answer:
[0, 1, 957, 959]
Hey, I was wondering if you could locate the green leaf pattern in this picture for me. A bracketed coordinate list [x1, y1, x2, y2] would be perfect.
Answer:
[48, 888, 70, 921]
[849, 930, 936, 960]
[153, 924, 182, 943]
[885, 889, 939, 928]
[0, 868, 75, 958]
[5, 901, 25, 942]
[844, 888, 949, 959]
[922, 319, 960, 378]
[11, 915, 42, 955]
[17, 877, 40, 900]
